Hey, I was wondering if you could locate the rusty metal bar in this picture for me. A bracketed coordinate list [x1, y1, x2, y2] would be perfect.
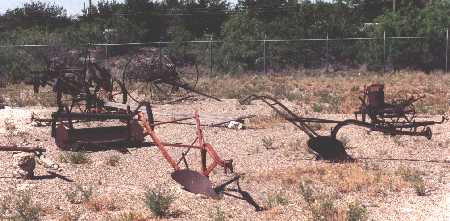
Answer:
[0, 146, 46, 153]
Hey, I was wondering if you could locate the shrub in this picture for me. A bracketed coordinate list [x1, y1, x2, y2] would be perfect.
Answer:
[262, 136, 274, 150]
[144, 188, 176, 218]
[59, 152, 90, 164]
[0, 191, 41, 221]
[106, 155, 120, 167]
[311, 197, 339, 221]
[66, 184, 93, 204]
[347, 202, 368, 221]
[266, 192, 289, 208]
[210, 207, 226, 221]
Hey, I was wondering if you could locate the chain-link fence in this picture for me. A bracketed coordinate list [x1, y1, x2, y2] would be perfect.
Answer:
[0, 30, 449, 86]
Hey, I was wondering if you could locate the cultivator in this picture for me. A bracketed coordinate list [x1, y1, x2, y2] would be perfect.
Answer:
[241, 85, 447, 161]
[51, 101, 239, 198]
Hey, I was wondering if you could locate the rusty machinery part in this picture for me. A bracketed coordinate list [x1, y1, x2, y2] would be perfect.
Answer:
[30, 58, 127, 113]
[54, 74, 127, 113]
[51, 102, 152, 149]
[121, 49, 220, 103]
[240, 95, 447, 162]
[0, 145, 46, 156]
[354, 84, 424, 124]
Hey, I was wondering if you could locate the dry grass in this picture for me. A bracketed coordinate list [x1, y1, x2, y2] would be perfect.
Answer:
[252, 163, 408, 196]
[0, 84, 56, 107]
[2, 71, 448, 115]
[85, 197, 118, 212]
[198, 71, 450, 114]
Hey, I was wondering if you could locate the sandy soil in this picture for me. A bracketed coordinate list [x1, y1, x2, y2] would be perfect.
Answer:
[0, 99, 449, 220]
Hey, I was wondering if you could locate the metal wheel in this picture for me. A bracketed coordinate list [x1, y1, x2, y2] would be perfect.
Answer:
[121, 51, 200, 103]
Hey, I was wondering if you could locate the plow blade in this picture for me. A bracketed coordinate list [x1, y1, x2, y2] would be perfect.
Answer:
[171, 169, 220, 199]
[307, 136, 353, 162]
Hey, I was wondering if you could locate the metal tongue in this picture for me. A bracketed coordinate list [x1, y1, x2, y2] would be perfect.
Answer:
[171, 169, 220, 199]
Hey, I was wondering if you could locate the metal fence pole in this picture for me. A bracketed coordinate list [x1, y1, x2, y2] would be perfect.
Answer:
[209, 34, 213, 74]
[446, 28, 448, 73]
[326, 32, 329, 72]
[263, 34, 267, 74]
[159, 40, 162, 75]
[383, 31, 386, 74]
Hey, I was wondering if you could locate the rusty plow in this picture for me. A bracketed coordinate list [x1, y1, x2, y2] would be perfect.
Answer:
[240, 94, 446, 162]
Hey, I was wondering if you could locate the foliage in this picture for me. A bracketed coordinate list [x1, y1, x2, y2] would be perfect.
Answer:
[144, 188, 176, 218]
[0, 191, 41, 221]
[0, 0, 449, 80]
[347, 202, 368, 221]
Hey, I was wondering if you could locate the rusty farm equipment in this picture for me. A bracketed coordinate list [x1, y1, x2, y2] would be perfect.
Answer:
[30, 47, 220, 112]
[118, 47, 220, 102]
[240, 87, 446, 161]
[0, 145, 46, 155]
[51, 101, 244, 199]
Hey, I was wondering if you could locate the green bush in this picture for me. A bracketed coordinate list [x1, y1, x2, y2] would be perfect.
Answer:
[347, 202, 368, 221]
[144, 188, 176, 218]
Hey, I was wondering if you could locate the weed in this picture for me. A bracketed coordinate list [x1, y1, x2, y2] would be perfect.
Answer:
[312, 103, 323, 113]
[311, 197, 340, 221]
[266, 192, 289, 209]
[299, 180, 315, 206]
[59, 152, 91, 164]
[0, 191, 41, 221]
[60, 212, 81, 221]
[85, 197, 117, 212]
[4, 119, 16, 131]
[210, 207, 226, 221]
[144, 188, 176, 218]
[413, 179, 427, 196]
[106, 155, 120, 167]
[347, 202, 368, 221]
[66, 184, 93, 204]
[262, 136, 275, 150]
[113, 212, 148, 221]
[397, 167, 427, 196]
[397, 167, 424, 183]
[391, 136, 403, 146]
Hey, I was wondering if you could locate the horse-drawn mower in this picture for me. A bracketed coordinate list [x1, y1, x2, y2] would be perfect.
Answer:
[240, 84, 447, 161]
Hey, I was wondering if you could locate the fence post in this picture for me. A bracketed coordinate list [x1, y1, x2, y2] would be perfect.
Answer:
[263, 34, 267, 74]
[326, 32, 329, 73]
[383, 31, 386, 74]
[159, 39, 162, 75]
[446, 28, 448, 73]
[209, 34, 213, 75]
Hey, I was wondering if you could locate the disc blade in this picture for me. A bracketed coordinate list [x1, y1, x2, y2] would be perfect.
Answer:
[171, 169, 219, 198]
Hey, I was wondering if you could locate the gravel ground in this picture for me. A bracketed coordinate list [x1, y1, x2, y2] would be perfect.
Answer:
[0, 99, 449, 220]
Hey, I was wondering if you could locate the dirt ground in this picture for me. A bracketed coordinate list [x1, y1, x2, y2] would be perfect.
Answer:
[0, 95, 449, 220]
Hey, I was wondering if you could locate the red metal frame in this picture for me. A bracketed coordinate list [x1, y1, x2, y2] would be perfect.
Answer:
[138, 111, 232, 176]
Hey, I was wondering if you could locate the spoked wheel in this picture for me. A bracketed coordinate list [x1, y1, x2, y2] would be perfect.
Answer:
[122, 60, 200, 103]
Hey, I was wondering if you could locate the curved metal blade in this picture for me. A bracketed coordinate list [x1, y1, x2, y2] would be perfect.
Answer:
[171, 169, 219, 199]
[307, 136, 353, 162]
